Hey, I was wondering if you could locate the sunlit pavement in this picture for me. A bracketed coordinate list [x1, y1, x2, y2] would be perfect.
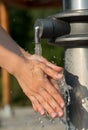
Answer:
[0, 107, 65, 130]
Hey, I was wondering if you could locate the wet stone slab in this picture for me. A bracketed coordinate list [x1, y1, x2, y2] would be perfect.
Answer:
[0, 107, 66, 130]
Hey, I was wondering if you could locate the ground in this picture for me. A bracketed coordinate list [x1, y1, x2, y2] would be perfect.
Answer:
[0, 107, 66, 130]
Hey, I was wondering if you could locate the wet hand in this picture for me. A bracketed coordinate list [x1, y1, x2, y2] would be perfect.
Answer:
[15, 54, 65, 118]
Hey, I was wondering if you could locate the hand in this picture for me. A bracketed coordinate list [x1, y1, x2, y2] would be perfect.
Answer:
[14, 54, 65, 118]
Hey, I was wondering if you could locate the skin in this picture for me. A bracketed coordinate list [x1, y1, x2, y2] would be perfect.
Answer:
[0, 25, 65, 118]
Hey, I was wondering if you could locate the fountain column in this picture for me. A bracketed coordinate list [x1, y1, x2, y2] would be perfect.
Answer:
[63, 0, 88, 129]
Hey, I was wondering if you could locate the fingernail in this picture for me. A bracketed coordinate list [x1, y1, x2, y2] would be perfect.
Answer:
[61, 103, 65, 108]
[57, 74, 63, 79]
[41, 110, 45, 115]
[51, 112, 57, 118]
[58, 111, 63, 117]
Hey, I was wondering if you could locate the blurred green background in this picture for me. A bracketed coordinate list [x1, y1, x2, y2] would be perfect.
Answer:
[0, 6, 64, 106]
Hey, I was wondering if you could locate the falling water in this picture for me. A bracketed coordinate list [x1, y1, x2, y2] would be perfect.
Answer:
[34, 26, 42, 55]
[35, 43, 42, 55]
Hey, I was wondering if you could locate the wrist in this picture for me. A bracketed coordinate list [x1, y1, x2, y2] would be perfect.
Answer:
[10, 56, 27, 77]
[12, 52, 32, 77]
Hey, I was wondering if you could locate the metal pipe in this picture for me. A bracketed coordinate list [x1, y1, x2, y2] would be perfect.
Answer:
[63, 0, 88, 11]
[63, 0, 88, 129]
[65, 47, 88, 130]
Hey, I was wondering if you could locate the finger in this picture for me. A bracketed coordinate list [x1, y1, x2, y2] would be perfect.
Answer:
[49, 78, 61, 92]
[40, 63, 63, 80]
[36, 91, 58, 118]
[32, 102, 38, 112]
[43, 102, 58, 118]
[48, 79, 65, 117]
[29, 55, 63, 72]
[37, 95, 57, 118]
[44, 79, 65, 109]
[30, 96, 45, 115]
[37, 55, 63, 72]
[19, 81, 45, 115]
[38, 87, 64, 117]
[46, 62, 63, 72]
[38, 56, 63, 72]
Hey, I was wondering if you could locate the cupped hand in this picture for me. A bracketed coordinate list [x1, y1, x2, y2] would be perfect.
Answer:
[15, 54, 65, 118]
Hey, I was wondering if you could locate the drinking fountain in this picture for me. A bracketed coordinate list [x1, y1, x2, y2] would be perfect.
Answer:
[34, 0, 88, 129]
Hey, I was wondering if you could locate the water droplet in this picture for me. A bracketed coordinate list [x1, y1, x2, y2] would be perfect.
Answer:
[40, 120, 43, 124]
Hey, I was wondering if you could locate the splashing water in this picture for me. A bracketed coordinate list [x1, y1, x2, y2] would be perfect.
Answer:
[58, 78, 76, 130]
[58, 78, 72, 106]
[38, 112, 67, 129]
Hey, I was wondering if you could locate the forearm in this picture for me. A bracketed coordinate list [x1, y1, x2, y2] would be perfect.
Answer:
[0, 45, 23, 74]
[0, 25, 29, 74]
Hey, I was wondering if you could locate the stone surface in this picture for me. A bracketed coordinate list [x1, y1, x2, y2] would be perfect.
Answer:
[0, 107, 66, 130]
